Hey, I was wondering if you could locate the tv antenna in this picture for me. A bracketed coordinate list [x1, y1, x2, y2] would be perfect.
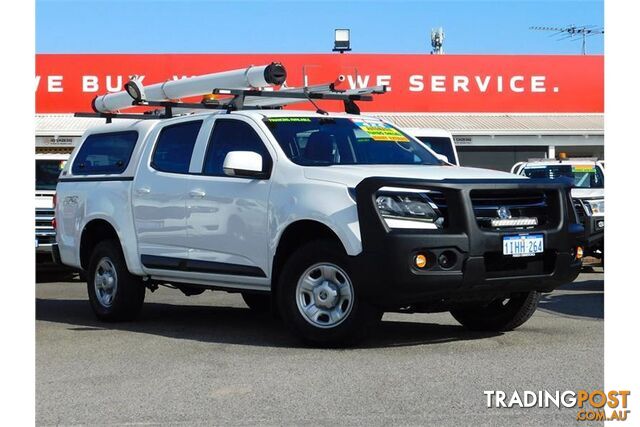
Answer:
[529, 25, 604, 55]
[431, 27, 445, 55]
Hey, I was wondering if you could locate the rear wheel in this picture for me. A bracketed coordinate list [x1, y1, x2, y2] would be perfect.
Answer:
[87, 240, 145, 321]
[277, 239, 382, 347]
[450, 291, 540, 331]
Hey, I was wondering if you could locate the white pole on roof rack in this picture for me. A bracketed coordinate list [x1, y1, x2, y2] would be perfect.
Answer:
[92, 62, 287, 113]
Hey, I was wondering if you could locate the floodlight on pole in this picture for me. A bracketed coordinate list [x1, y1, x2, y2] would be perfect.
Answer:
[333, 29, 351, 53]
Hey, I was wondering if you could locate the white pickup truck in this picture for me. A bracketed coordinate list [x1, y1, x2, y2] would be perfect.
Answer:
[55, 66, 583, 346]
[512, 157, 604, 261]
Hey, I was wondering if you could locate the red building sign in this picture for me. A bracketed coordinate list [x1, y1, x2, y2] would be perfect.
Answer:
[36, 54, 603, 113]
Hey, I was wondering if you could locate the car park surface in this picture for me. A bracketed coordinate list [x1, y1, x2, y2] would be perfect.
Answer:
[36, 269, 603, 425]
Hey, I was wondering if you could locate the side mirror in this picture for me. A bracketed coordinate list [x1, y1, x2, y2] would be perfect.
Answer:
[223, 151, 264, 178]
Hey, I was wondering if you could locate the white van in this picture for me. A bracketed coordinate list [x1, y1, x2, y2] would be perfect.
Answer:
[402, 128, 459, 166]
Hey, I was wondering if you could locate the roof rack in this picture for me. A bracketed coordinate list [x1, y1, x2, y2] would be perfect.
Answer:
[73, 63, 387, 123]
[75, 85, 387, 123]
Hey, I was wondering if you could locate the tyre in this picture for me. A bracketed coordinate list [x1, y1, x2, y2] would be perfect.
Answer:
[241, 292, 271, 313]
[277, 239, 382, 347]
[78, 270, 88, 282]
[450, 291, 540, 331]
[87, 240, 145, 321]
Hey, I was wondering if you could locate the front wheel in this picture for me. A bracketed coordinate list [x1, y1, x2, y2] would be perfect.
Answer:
[87, 240, 145, 321]
[277, 239, 382, 347]
[450, 291, 540, 331]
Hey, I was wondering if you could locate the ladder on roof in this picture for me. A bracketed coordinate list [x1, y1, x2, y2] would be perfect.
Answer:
[73, 63, 387, 122]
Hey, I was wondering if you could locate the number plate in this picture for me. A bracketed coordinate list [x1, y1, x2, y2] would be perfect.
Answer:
[502, 234, 544, 257]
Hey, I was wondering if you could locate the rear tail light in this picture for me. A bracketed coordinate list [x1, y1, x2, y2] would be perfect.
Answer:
[52, 217, 57, 230]
[52, 193, 57, 209]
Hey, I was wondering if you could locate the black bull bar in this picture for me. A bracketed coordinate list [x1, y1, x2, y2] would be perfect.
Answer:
[350, 177, 584, 307]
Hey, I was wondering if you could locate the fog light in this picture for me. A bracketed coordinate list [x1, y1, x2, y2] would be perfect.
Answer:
[438, 250, 457, 269]
[576, 246, 584, 260]
[414, 254, 428, 269]
[597, 220, 604, 229]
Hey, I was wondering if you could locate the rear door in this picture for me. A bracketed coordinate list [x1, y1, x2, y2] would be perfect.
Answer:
[185, 116, 275, 287]
[132, 118, 206, 274]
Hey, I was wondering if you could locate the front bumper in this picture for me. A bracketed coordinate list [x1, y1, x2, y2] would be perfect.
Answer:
[351, 177, 583, 308]
[36, 240, 62, 265]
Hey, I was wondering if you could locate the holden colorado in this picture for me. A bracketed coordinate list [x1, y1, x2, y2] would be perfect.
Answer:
[55, 64, 583, 346]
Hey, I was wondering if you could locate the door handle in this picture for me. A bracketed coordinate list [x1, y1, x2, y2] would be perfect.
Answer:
[189, 190, 206, 198]
[136, 187, 151, 195]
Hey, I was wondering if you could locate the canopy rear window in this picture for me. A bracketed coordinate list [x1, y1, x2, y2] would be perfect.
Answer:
[72, 131, 138, 175]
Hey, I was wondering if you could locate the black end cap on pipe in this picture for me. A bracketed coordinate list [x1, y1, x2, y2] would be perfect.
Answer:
[91, 95, 100, 113]
[264, 62, 287, 85]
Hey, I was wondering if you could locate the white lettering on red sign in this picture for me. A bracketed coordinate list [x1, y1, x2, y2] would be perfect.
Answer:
[34, 73, 556, 96]
[48, 76, 64, 93]
[408, 75, 424, 92]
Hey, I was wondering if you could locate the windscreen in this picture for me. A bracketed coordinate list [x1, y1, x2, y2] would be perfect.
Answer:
[416, 136, 456, 164]
[264, 117, 440, 166]
[522, 164, 604, 188]
[36, 159, 66, 191]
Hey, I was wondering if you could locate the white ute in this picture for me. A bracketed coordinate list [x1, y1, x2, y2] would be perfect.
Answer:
[56, 64, 583, 346]
[512, 156, 604, 261]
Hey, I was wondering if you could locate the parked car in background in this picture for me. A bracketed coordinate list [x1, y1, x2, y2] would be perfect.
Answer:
[36, 153, 68, 267]
[511, 156, 604, 262]
[402, 128, 459, 165]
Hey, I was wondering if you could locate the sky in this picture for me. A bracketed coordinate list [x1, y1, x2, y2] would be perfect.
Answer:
[36, 0, 604, 55]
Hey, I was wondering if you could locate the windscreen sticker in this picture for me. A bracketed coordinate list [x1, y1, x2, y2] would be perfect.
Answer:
[266, 117, 312, 123]
[352, 120, 410, 142]
[572, 165, 596, 173]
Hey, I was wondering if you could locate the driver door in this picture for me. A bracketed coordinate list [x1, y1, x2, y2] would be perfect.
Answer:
[185, 116, 275, 287]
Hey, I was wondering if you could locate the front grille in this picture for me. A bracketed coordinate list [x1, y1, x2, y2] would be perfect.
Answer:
[470, 189, 552, 230]
[36, 234, 56, 245]
[573, 199, 586, 225]
[36, 208, 56, 245]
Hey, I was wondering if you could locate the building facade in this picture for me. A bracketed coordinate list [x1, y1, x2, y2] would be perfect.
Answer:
[35, 54, 604, 171]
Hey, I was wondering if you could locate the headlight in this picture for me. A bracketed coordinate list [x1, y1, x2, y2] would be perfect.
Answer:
[375, 191, 444, 229]
[584, 199, 604, 216]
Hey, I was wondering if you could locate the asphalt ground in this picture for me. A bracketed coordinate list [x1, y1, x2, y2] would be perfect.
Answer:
[36, 269, 603, 426]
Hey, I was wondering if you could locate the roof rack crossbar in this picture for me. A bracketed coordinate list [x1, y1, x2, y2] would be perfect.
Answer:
[214, 85, 386, 101]
[74, 112, 173, 121]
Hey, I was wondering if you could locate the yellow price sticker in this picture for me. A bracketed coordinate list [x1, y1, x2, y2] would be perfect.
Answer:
[353, 120, 409, 142]
[572, 165, 595, 173]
